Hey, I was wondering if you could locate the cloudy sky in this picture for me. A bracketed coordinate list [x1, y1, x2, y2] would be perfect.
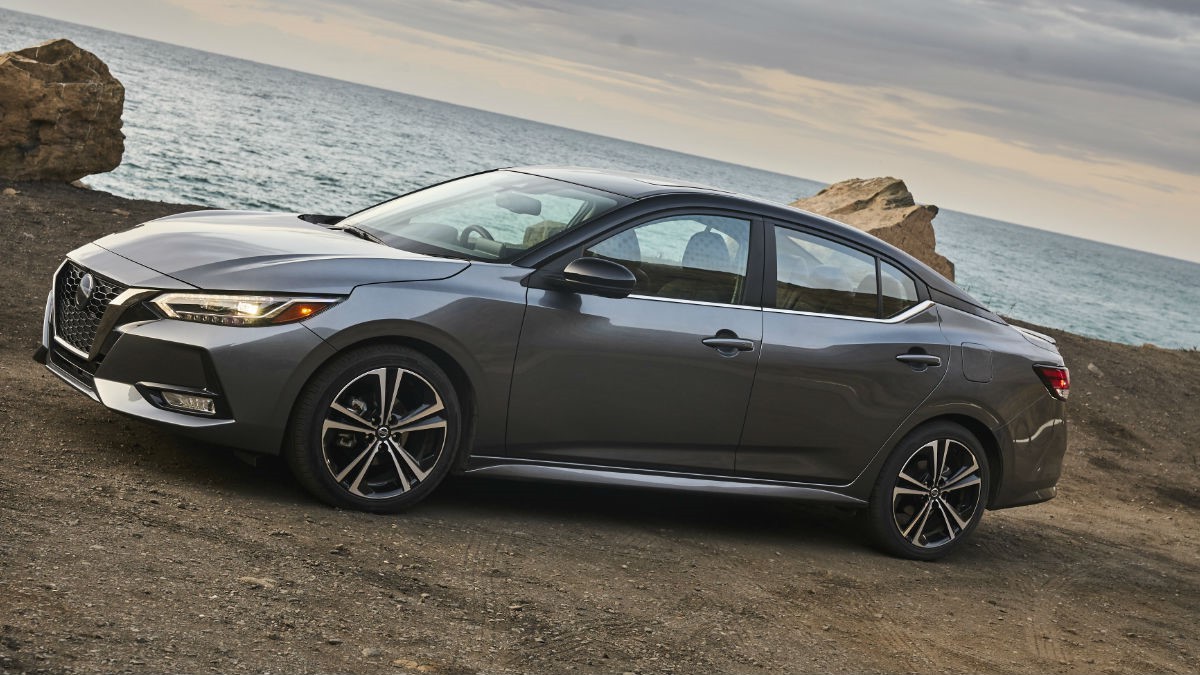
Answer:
[4, 0, 1198, 260]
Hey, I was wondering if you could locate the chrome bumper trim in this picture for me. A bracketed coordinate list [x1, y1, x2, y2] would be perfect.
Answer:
[45, 361, 100, 403]
[54, 335, 90, 360]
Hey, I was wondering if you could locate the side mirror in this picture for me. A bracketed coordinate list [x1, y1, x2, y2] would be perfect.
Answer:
[561, 257, 636, 299]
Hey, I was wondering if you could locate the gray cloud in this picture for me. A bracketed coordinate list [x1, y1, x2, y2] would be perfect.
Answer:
[1109, 0, 1200, 17]
[325, 0, 1200, 101]
[274, 0, 1198, 175]
[14, 0, 1200, 179]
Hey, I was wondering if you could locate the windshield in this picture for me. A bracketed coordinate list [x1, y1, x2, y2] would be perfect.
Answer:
[339, 171, 630, 262]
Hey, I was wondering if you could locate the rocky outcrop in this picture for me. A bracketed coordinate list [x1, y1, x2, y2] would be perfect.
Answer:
[0, 39, 124, 181]
[791, 177, 954, 280]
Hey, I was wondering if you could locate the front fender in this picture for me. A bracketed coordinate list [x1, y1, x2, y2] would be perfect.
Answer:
[299, 267, 530, 455]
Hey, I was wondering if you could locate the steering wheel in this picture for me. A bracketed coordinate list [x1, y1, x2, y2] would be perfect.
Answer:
[459, 224, 495, 247]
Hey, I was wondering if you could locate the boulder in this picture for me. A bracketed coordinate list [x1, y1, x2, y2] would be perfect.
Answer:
[791, 177, 954, 280]
[0, 39, 124, 181]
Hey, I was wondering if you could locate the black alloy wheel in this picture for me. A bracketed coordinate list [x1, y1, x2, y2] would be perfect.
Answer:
[866, 422, 989, 560]
[286, 345, 461, 512]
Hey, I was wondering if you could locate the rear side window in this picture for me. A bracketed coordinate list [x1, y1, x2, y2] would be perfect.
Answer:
[773, 226, 923, 319]
[880, 261, 920, 317]
[774, 227, 878, 318]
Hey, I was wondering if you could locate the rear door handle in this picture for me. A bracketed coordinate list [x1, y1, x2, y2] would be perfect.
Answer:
[896, 353, 942, 367]
[702, 337, 755, 354]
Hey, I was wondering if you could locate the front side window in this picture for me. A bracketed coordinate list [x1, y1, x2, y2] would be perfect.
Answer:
[774, 227, 878, 318]
[586, 214, 751, 304]
[339, 171, 629, 262]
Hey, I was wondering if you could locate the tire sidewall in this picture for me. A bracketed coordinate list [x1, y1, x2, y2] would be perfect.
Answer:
[868, 422, 990, 561]
[286, 346, 461, 513]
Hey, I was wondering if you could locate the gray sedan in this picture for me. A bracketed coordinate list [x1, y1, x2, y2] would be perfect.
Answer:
[36, 167, 1069, 559]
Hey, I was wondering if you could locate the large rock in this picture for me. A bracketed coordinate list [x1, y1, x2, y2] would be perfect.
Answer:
[791, 177, 954, 280]
[0, 39, 124, 181]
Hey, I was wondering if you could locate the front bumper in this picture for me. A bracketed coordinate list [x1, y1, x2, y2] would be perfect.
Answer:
[39, 251, 336, 454]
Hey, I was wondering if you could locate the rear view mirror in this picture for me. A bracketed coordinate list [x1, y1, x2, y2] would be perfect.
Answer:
[561, 257, 636, 298]
[495, 192, 542, 216]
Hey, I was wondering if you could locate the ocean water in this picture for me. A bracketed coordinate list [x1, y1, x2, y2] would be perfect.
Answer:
[3, 9, 1197, 349]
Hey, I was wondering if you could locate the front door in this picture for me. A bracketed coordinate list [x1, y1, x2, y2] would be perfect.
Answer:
[506, 213, 762, 473]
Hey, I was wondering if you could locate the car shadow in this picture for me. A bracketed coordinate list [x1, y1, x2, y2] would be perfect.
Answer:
[113, 432, 1075, 565]
[427, 474, 869, 552]
[131, 433, 868, 552]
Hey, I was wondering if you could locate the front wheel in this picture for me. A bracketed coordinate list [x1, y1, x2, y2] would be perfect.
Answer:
[865, 422, 990, 560]
[285, 345, 461, 513]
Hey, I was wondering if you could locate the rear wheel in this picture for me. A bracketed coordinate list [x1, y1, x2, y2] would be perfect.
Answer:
[866, 422, 989, 560]
[285, 345, 461, 512]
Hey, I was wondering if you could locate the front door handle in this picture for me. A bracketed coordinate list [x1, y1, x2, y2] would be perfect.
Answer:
[896, 353, 942, 367]
[702, 336, 755, 356]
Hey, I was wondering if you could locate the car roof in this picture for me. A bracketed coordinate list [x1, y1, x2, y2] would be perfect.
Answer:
[509, 165, 878, 242]
[508, 166, 733, 198]
[509, 165, 995, 318]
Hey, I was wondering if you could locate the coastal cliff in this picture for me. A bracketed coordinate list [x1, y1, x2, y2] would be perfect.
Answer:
[0, 39, 124, 181]
[792, 177, 955, 281]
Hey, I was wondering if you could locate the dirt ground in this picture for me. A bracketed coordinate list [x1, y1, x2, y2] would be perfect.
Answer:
[1, 181, 1197, 674]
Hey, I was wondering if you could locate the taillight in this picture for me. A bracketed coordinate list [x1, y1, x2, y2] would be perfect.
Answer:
[1034, 365, 1070, 400]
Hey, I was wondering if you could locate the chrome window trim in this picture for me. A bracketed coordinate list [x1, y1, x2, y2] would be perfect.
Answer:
[765, 299, 935, 324]
[626, 294, 759, 311]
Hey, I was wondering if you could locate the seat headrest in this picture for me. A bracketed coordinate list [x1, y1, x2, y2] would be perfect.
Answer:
[856, 273, 877, 294]
[810, 265, 852, 291]
[782, 256, 812, 285]
[591, 229, 641, 263]
[683, 231, 731, 272]
[880, 275, 904, 298]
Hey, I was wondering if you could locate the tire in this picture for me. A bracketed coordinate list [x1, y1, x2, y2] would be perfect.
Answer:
[285, 344, 461, 513]
[865, 422, 990, 560]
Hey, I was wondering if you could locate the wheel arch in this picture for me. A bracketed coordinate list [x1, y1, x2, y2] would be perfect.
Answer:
[292, 321, 485, 470]
[851, 403, 1007, 506]
[929, 413, 1004, 507]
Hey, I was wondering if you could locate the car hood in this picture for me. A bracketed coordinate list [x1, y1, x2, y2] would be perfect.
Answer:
[92, 210, 470, 293]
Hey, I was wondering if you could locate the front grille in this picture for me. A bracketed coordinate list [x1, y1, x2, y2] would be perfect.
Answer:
[54, 261, 126, 355]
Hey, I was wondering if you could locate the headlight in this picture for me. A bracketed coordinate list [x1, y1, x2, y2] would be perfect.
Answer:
[151, 293, 340, 326]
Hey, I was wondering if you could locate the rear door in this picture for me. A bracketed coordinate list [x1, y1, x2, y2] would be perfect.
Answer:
[737, 223, 949, 483]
